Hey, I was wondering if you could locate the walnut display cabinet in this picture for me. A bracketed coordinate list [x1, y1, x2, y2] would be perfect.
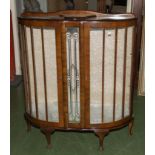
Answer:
[18, 10, 137, 151]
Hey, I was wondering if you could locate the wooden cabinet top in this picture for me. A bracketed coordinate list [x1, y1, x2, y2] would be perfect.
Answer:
[19, 10, 136, 21]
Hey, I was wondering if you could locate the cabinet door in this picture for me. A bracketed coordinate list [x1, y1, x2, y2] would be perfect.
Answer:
[19, 21, 64, 127]
[84, 21, 136, 128]
[61, 22, 85, 128]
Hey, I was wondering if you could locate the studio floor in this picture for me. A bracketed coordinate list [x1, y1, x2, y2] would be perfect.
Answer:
[11, 82, 145, 155]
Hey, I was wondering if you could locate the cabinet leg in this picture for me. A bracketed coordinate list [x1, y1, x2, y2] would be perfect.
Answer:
[94, 129, 109, 151]
[41, 128, 55, 149]
[128, 118, 134, 136]
[24, 116, 31, 132]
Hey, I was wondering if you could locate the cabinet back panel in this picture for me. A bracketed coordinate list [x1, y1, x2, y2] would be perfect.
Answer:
[90, 29, 103, 124]
[124, 26, 134, 117]
[115, 28, 125, 121]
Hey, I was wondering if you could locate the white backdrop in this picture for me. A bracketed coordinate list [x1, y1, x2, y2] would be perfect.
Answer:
[10, 0, 21, 75]
[10, 0, 48, 75]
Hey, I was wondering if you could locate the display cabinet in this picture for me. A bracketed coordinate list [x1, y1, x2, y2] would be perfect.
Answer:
[18, 10, 137, 150]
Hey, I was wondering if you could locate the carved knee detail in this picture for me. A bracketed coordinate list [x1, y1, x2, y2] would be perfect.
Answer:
[94, 129, 109, 151]
[24, 115, 31, 132]
[128, 118, 134, 136]
[41, 128, 55, 149]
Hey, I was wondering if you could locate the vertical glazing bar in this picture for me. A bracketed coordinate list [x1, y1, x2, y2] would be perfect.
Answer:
[23, 26, 32, 115]
[62, 23, 69, 128]
[102, 29, 105, 123]
[30, 27, 39, 119]
[129, 27, 136, 116]
[113, 28, 118, 121]
[84, 25, 90, 127]
[55, 24, 64, 126]
[41, 28, 48, 121]
[122, 28, 127, 118]
[19, 25, 29, 113]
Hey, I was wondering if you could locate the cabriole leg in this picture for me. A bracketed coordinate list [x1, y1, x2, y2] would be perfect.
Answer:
[24, 115, 31, 132]
[41, 128, 55, 149]
[94, 129, 109, 151]
[128, 118, 134, 136]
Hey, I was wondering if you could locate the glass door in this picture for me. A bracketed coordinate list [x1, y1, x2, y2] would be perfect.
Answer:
[62, 22, 85, 128]
[19, 21, 64, 127]
[84, 21, 135, 128]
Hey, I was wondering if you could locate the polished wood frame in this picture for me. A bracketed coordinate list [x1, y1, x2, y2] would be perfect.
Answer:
[21, 10, 104, 17]
[18, 10, 136, 151]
